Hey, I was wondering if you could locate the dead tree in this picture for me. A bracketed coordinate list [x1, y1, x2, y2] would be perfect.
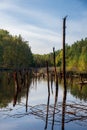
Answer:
[63, 16, 67, 87]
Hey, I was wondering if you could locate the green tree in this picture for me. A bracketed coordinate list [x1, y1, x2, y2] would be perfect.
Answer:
[0, 29, 33, 69]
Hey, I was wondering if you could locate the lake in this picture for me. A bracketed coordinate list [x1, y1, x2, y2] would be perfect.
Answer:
[0, 71, 87, 130]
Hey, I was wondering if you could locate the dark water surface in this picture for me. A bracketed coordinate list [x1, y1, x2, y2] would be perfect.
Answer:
[0, 71, 87, 130]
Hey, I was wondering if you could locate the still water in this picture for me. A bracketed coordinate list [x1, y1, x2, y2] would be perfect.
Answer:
[0, 71, 87, 130]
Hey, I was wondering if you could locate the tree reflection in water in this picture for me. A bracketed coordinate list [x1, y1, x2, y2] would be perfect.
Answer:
[1, 72, 87, 129]
[61, 83, 67, 130]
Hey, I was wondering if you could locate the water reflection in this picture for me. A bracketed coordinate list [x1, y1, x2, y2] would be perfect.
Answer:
[61, 84, 67, 130]
[45, 88, 50, 130]
[13, 71, 20, 107]
[52, 76, 58, 130]
[0, 71, 87, 130]
[12, 70, 31, 107]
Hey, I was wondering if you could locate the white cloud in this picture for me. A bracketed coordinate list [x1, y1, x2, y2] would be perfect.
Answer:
[0, 0, 59, 30]
[0, 0, 87, 54]
[0, 14, 61, 54]
[66, 15, 87, 45]
[0, 1, 62, 54]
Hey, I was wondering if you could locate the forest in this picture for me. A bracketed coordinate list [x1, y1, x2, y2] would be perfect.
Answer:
[0, 29, 87, 72]
[0, 29, 34, 69]
[34, 38, 87, 72]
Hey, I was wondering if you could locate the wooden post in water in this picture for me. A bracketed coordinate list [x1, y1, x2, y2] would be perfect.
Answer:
[63, 16, 67, 87]
[53, 47, 56, 75]
[46, 61, 50, 96]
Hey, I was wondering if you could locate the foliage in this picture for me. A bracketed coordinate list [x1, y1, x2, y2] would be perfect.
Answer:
[33, 53, 54, 67]
[33, 38, 87, 72]
[33, 50, 59, 67]
[0, 29, 87, 72]
[56, 38, 87, 72]
[0, 29, 33, 68]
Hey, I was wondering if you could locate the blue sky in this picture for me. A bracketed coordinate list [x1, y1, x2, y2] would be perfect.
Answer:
[0, 0, 87, 54]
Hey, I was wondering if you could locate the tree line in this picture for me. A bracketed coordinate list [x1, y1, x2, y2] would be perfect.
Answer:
[34, 38, 87, 72]
[0, 29, 33, 69]
[0, 29, 87, 72]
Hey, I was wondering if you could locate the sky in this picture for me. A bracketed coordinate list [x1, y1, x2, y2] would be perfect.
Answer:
[0, 0, 87, 54]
